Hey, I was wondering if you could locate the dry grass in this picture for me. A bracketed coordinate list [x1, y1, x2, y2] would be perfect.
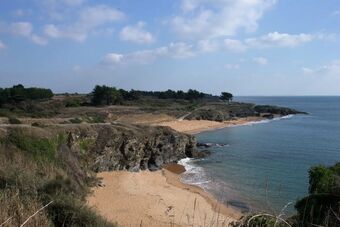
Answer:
[0, 129, 116, 227]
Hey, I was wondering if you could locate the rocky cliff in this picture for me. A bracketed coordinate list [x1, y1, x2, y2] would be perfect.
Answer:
[1, 123, 197, 172]
[184, 102, 307, 122]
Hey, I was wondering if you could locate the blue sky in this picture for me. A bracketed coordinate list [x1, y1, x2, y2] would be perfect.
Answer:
[0, 0, 339, 95]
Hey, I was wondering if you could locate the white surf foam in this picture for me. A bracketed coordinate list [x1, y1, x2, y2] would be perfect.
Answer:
[230, 114, 295, 128]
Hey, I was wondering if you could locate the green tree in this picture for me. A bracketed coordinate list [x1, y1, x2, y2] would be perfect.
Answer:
[294, 163, 340, 226]
[220, 92, 233, 104]
[91, 85, 121, 106]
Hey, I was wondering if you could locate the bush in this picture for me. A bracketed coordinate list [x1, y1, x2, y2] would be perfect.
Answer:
[70, 118, 83, 124]
[44, 195, 115, 227]
[0, 131, 115, 227]
[65, 100, 82, 107]
[294, 163, 340, 226]
[6, 130, 57, 162]
[8, 117, 21, 124]
[31, 122, 44, 127]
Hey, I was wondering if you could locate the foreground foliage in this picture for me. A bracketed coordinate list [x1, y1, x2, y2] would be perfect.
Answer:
[0, 129, 115, 227]
[293, 163, 340, 227]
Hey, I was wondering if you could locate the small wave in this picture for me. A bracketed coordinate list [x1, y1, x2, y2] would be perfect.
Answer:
[178, 158, 210, 187]
[230, 114, 295, 128]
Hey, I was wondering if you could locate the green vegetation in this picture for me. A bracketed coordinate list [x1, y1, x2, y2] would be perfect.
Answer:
[0, 84, 53, 106]
[79, 138, 95, 153]
[220, 92, 233, 103]
[91, 85, 122, 106]
[90, 85, 221, 106]
[0, 129, 115, 227]
[8, 116, 21, 124]
[293, 163, 340, 226]
[70, 117, 83, 124]
[241, 163, 340, 227]
[6, 129, 58, 162]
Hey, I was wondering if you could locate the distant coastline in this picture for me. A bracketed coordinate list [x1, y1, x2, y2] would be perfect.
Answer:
[155, 115, 288, 134]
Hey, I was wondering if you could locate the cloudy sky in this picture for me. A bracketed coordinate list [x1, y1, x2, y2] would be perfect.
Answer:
[0, 0, 339, 95]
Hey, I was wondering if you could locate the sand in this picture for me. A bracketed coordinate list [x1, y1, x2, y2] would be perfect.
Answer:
[155, 117, 264, 134]
[86, 117, 269, 226]
[87, 166, 241, 227]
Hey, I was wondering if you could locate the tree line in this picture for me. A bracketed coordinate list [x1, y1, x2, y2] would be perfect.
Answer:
[0, 84, 233, 107]
[0, 84, 53, 106]
[90, 85, 232, 106]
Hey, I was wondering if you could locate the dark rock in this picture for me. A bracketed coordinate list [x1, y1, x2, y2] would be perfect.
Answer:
[192, 149, 212, 159]
[184, 102, 307, 123]
[56, 123, 197, 172]
[262, 113, 274, 119]
[254, 105, 307, 116]
[197, 142, 213, 148]
[197, 142, 228, 148]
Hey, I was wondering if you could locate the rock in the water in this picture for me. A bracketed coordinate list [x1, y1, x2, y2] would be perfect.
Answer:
[192, 149, 212, 159]
[262, 113, 274, 119]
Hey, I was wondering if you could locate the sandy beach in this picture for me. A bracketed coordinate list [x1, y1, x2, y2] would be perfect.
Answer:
[86, 117, 270, 226]
[87, 165, 241, 227]
[155, 117, 265, 134]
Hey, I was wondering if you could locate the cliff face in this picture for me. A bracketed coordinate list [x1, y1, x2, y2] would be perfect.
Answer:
[2, 123, 196, 172]
[184, 102, 307, 122]
[70, 123, 197, 172]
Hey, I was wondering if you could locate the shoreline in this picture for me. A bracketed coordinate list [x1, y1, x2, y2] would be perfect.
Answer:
[87, 164, 241, 227]
[87, 115, 293, 226]
[154, 116, 273, 134]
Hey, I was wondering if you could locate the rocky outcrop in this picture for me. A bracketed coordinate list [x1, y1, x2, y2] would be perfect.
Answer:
[254, 105, 307, 115]
[1, 123, 197, 172]
[84, 123, 197, 172]
[184, 102, 307, 122]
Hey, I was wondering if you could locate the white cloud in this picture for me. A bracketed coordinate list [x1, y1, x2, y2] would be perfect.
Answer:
[253, 57, 268, 65]
[44, 24, 86, 42]
[224, 39, 247, 52]
[171, 0, 277, 38]
[302, 59, 340, 75]
[197, 39, 218, 53]
[301, 67, 314, 75]
[225, 64, 240, 69]
[0, 40, 6, 49]
[44, 5, 125, 42]
[10, 22, 33, 37]
[224, 32, 330, 52]
[30, 34, 48, 45]
[245, 32, 314, 48]
[120, 22, 155, 44]
[13, 9, 32, 17]
[9, 22, 47, 45]
[180, 0, 200, 12]
[105, 53, 124, 64]
[332, 10, 340, 16]
[79, 5, 124, 28]
[63, 0, 85, 6]
[103, 42, 195, 65]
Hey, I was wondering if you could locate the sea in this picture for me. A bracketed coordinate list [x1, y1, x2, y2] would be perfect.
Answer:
[179, 96, 340, 215]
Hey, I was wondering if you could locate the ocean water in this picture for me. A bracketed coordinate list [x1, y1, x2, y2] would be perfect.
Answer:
[180, 97, 340, 215]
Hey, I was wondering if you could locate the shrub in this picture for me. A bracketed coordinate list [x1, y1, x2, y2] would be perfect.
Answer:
[6, 130, 57, 162]
[31, 122, 44, 127]
[8, 117, 21, 124]
[46, 195, 115, 227]
[294, 163, 340, 226]
[0, 132, 116, 227]
[70, 118, 83, 124]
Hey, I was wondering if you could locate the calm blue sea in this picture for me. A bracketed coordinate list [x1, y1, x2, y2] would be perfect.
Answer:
[180, 96, 340, 215]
